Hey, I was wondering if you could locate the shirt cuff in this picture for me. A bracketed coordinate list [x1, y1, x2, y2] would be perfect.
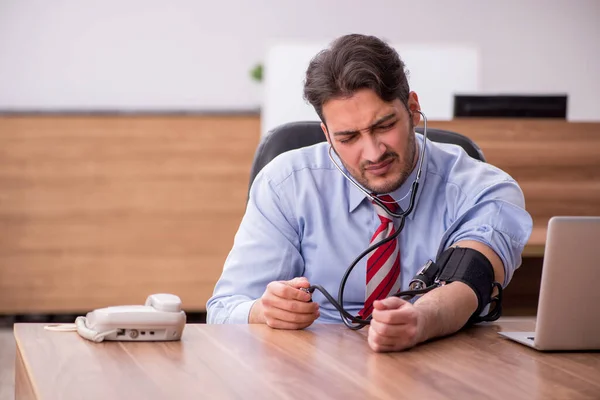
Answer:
[228, 299, 257, 324]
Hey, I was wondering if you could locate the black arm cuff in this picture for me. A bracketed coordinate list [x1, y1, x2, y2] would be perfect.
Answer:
[435, 246, 497, 323]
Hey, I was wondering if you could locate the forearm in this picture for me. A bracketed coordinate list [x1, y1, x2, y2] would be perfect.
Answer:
[413, 281, 478, 344]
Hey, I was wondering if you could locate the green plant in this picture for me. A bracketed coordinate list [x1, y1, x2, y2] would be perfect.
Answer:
[250, 63, 263, 83]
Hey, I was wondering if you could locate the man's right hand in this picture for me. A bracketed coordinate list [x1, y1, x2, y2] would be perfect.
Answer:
[249, 277, 320, 329]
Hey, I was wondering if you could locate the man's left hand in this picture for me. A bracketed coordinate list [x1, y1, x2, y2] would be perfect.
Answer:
[367, 297, 425, 352]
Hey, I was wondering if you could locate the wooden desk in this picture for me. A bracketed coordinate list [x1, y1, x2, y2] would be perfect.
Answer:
[14, 318, 600, 399]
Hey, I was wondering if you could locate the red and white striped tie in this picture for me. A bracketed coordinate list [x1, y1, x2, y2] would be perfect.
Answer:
[358, 195, 401, 319]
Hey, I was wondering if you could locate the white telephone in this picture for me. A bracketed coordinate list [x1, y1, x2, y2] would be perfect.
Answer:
[44, 294, 186, 343]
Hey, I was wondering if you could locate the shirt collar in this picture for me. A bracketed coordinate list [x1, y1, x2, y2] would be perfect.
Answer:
[344, 134, 428, 220]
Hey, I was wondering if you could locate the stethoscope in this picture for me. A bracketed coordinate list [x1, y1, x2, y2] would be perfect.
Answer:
[304, 110, 434, 330]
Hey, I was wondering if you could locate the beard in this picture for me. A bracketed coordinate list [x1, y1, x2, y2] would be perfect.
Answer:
[340, 124, 417, 195]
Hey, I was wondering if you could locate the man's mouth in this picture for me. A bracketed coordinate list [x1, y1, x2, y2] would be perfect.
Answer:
[364, 158, 394, 176]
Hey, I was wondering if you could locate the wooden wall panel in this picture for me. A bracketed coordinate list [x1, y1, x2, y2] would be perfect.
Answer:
[1, 116, 599, 313]
[429, 119, 600, 258]
[0, 116, 259, 313]
[428, 119, 600, 222]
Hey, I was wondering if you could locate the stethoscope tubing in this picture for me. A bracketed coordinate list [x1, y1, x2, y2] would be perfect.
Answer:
[315, 110, 430, 329]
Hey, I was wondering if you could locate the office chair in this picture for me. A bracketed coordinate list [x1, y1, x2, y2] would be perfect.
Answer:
[249, 121, 485, 194]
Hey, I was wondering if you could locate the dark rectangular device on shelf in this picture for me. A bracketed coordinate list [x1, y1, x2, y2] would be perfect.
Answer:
[454, 94, 567, 118]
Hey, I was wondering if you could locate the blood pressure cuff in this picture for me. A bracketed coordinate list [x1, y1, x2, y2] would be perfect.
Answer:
[435, 246, 497, 323]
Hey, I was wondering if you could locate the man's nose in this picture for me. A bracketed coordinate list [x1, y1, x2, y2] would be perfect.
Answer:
[362, 135, 386, 162]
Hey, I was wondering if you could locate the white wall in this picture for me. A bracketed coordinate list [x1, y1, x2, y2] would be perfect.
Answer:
[261, 43, 482, 135]
[0, 0, 598, 120]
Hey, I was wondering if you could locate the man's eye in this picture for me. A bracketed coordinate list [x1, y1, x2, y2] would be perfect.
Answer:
[339, 135, 356, 144]
[377, 121, 396, 131]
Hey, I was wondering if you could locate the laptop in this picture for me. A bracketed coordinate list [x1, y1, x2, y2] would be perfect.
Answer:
[498, 216, 600, 351]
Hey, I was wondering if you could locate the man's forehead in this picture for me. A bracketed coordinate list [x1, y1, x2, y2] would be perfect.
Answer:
[325, 107, 399, 134]
[323, 91, 405, 128]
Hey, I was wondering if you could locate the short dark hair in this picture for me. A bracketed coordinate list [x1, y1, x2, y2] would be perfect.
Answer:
[303, 34, 410, 123]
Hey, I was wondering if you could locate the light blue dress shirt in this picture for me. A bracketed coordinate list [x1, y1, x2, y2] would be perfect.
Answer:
[207, 134, 533, 324]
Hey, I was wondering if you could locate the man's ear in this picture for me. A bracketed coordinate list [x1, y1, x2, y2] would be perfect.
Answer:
[407, 91, 421, 127]
[321, 122, 332, 144]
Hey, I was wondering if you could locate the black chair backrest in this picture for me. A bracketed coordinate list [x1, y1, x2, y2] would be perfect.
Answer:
[249, 121, 485, 193]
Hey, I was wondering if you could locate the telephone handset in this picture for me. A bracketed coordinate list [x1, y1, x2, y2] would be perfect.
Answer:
[44, 293, 187, 343]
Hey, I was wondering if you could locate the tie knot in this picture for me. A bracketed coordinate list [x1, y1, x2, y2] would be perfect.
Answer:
[372, 194, 399, 218]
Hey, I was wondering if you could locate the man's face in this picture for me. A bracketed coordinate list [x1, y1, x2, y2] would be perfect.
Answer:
[321, 89, 421, 194]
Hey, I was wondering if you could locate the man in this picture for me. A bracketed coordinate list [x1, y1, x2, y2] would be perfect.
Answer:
[207, 34, 532, 352]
